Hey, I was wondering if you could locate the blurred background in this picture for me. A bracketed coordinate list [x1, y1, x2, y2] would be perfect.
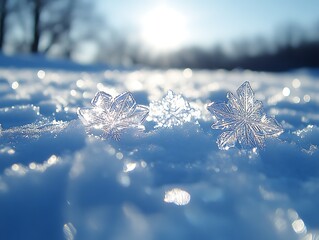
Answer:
[0, 0, 319, 71]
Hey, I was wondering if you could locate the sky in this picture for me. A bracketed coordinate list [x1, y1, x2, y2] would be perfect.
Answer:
[97, 0, 319, 51]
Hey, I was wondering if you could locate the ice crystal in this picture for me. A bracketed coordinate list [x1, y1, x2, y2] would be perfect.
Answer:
[149, 90, 200, 128]
[77, 91, 149, 140]
[1, 120, 68, 140]
[207, 81, 283, 150]
[63, 222, 77, 240]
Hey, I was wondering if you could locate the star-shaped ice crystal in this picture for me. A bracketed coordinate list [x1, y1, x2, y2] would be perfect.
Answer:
[207, 81, 283, 150]
[78, 91, 149, 140]
[149, 90, 200, 128]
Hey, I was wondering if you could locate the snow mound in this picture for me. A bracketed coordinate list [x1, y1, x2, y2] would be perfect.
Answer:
[0, 65, 319, 240]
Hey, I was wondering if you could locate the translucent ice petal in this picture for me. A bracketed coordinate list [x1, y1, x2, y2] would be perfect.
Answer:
[77, 107, 104, 126]
[110, 92, 136, 118]
[125, 105, 149, 125]
[236, 81, 255, 112]
[207, 102, 233, 120]
[207, 102, 238, 130]
[259, 115, 284, 136]
[217, 131, 237, 150]
[226, 92, 242, 113]
[237, 124, 265, 149]
[91, 91, 113, 110]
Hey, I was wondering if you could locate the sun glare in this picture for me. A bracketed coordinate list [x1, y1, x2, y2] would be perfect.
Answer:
[140, 5, 188, 51]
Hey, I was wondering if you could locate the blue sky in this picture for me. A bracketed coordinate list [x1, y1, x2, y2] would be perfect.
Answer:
[97, 0, 319, 50]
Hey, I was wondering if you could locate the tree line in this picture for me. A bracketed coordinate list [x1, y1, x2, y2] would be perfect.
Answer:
[1, 0, 319, 71]
[0, 0, 102, 59]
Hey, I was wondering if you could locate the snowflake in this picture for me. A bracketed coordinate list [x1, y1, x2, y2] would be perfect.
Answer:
[149, 90, 200, 128]
[77, 91, 149, 140]
[207, 81, 283, 150]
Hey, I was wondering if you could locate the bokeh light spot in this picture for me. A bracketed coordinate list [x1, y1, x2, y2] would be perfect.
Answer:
[37, 70, 46, 79]
[183, 68, 193, 78]
[123, 162, 137, 173]
[292, 78, 301, 88]
[164, 188, 191, 205]
[11, 81, 19, 89]
[292, 96, 300, 104]
[70, 89, 77, 96]
[292, 219, 306, 234]
[303, 94, 311, 102]
[117, 173, 130, 187]
[29, 162, 36, 170]
[116, 152, 124, 160]
[11, 164, 19, 171]
[76, 79, 85, 88]
[282, 87, 291, 97]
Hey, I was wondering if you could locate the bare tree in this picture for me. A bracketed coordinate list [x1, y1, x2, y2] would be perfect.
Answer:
[26, 0, 101, 58]
[0, 0, 8, 50]
[30, 0, 41, 52]
[39, 0, 75, 55]
[0, 0, 104, 62]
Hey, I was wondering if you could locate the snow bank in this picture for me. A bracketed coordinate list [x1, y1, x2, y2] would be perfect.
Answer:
[0, 64, 319, 240]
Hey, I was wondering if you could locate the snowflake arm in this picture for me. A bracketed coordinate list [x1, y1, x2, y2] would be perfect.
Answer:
[91, 91, 113, 110]
[110, 92, 137, 120]
[207, 81, 283, 150]
[237, 81, 255, 112]
[207, 102, 239, 130]
[216, 131, 237, 150]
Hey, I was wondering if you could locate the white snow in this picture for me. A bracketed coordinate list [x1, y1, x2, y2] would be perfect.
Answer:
[0, 55, 319, 240]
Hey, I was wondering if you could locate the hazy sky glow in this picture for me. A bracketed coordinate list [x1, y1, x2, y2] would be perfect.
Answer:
[98, 0, 319, 50]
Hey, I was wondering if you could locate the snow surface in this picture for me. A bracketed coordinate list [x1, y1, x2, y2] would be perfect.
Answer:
[0, 56, 319, 240]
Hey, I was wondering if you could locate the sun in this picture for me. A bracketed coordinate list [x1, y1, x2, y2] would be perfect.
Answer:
[140, 5, 188, 51]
